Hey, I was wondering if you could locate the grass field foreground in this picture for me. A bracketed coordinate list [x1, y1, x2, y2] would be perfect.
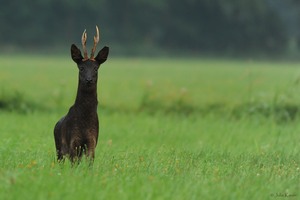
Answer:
[0, 56, 299, 199]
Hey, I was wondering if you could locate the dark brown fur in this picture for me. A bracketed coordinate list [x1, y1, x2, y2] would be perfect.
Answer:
[54, 44, 109, 163]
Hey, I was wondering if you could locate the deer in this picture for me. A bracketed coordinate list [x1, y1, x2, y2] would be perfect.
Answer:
[54, 26, 109, 164]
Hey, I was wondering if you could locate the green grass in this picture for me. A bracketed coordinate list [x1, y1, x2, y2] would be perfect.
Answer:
[0, 56, 299, 199]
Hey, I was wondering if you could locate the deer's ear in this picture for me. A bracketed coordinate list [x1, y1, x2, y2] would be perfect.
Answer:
[71, 44, 83, 63]
[95, 46, 109, 65]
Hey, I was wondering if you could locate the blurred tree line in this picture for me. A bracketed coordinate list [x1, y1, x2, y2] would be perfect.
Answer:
[0, 0, 300, 56]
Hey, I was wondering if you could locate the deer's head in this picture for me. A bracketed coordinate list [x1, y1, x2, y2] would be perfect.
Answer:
[71, 26, 109, 88]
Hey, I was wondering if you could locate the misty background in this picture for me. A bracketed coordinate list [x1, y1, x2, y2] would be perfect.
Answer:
[1, 0, 300, 58]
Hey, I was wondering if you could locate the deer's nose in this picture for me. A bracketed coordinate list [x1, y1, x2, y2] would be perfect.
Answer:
[86, 78, 92, 83]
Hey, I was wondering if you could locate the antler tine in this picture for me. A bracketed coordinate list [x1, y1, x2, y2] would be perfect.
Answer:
[81, 29, 88, 61]
[90, 25, 100, 60]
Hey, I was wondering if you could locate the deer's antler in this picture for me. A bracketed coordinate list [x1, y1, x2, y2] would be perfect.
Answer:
[81, 29, 88, 61]
[90, 26, 100, 60]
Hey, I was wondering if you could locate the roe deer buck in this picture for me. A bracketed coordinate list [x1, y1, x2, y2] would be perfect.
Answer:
[54, 26, 109, 163]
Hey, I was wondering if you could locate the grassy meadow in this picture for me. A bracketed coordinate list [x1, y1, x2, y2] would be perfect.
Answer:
[0, 55, 299, 199]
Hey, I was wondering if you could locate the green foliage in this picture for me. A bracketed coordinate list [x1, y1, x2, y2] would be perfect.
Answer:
[2, 56, 300, 122]
[0, 0, 297, 55]
[139, 82, 194, 115]
[0, 90, 41, 114]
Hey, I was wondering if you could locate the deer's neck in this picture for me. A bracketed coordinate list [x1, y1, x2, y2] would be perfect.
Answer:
[74, 83, 98, 113]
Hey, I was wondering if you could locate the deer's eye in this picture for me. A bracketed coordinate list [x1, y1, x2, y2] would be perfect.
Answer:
[94, 67, 98, 72]
[80, 67, 84, 72]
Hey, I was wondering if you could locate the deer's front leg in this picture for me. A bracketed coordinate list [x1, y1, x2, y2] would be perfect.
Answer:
[86, 138, 97, 162]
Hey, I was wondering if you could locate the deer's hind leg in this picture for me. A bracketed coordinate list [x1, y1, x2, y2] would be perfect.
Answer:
[54, 127, 64, 162]
[69, 138, 84, 164]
